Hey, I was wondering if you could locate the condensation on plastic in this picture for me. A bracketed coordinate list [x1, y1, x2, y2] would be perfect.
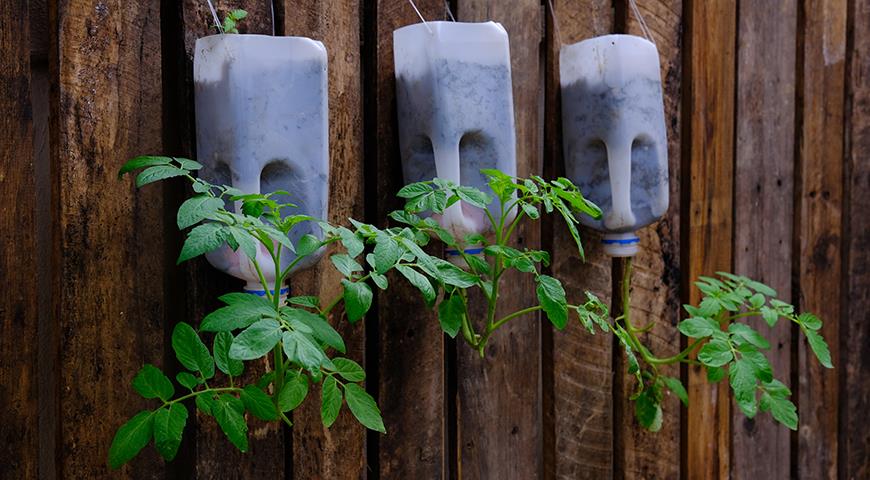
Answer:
[393, 21, 518, 241]
[560, 34, 669, 257]
[194, 34, 330, 290]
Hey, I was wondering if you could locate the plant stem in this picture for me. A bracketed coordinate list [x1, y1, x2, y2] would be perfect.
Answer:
[165, 387, 242, 406]
[647, 338, 705, 365]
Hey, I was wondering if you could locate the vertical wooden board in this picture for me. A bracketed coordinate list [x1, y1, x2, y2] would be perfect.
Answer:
[544, 2, 614, 479]
[731, 1, 797, 478]
[684, 0, 736, 478]
[175, 1, 286, 477]
[842, 0, 870, 476]
[455, 1, 542, 478]
[615, 2, 683, 479]
[281, 1, 368, 478]
[0, 1, 38, 477]
[52, 0, 166, 477]
[796, 0, 846, 478]
[373, 1, 447, 478]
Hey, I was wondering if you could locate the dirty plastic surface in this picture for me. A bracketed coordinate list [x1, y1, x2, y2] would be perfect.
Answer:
[394, 21, 517, 241]
[194, 34, 329, 290]
[561, 34, 668, 256]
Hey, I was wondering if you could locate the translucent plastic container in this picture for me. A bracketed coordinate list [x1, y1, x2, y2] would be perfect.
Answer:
[194, 34, 330, 292]
[394, 21, 517, 253]
[560, 34, 669, 257]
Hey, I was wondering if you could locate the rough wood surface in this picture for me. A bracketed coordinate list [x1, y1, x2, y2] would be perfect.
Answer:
[615, 3, 684, 479]
[52, 0, 167, 477]
[684, 0, 736, 478]
[544, 2, 614, 479]
[842, 1, 870, 476]
[796, 0, 847, 478]
[281, 1, 368, 478]
[731, 1, 797, 478]
[373, 1, 447, 478]
[455, 1, 543, 478]
[0, 1, 38, 477]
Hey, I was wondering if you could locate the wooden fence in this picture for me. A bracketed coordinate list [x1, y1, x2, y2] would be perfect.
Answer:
[1, 0, 868, 478]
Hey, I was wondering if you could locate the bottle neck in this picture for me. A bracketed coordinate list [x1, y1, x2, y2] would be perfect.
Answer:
[602, 232, 640, 257]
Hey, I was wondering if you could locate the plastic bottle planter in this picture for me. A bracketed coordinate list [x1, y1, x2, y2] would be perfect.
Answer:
[194, 34, 329, 294]
[561, 34, 669, 257]
[394, 21, 518, 263]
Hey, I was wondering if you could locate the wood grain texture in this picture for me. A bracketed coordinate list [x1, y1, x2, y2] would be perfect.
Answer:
[281, 1, 368, 478]
[176, 1, 286, 477]
[796, 0, 847, 478]
[731, 1, 797, 478]
[683, 0, 736, 478]
[544, 2, 615, 479]
[373, 1, 447, 478]
[0, 1, 38, 477]
[52, 0, 167, 477]
[455, 1, 542, 478]
[611, 3, 684, 478]
[842, 0, 870, 476]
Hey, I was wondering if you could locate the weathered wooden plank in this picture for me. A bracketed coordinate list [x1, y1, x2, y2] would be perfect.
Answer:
[0, 1, 38, 477]
[544, 2, 614, 479]
[684, 0, 737, 478]
[842, 0, 870, 477]
[454, 1, 543, 478]
[373, 1, 447, 478]
[614, 4, 684, 478]
[731, 1, 797, 478]
[52, 0, 167, 477]
[796, 0, 847, 478]
[281, 1, 368, 478]
[174, 1, 286, 477]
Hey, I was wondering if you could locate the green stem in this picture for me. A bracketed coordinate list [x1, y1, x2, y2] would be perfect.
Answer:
[648, 338, 705, 365]
[490, 305, 543, 331]
[165, 387, 242, 407]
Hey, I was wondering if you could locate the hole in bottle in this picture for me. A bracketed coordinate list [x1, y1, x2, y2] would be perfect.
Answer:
[629, 135, 659, 228]
[459, 130, 497, 224]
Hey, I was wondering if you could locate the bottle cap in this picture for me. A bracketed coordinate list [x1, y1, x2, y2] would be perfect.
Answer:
[602, 232, 639, 257]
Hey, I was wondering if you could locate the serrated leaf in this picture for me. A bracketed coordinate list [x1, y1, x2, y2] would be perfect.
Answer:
[176, 372, 199, 390]
[678, 316, 720, 338]
[520, 202, 540, 219]
[804, 328, 833, 368]
[131, 364, 174, 402]
[176, 158, 203, 170]
[213, 394, 248, 452]
[177, 223, 225, 264]
[728, 323, 770, 349]
[396, 265, 436, 307]
[118, 155, 173, 178]
[707, 365, 725, 382]
[760, 306, 779, 327]
[536, 275, 568, 330]
[172, 322, 214, 379]
[229, 319, 282, 360]
[283, 308, 346, 353]
[437, 292, 465, 338]
[331, 254, 363, 278]
[240, 385, 278, 421]
[108, 410, 155, 469]
[177, 195, 224, 229]
[798, 312, 822, 330]
[214, 332, 244, 376]
[201, 293, 275, 332]
[373, 236, 401, 273]
[397, 182, 431, 198]
[455, 186, 491, 209]
[332, 358, 366, 382]
[730, 358, 758, 418]
[153, 404, 188, 461]
[283, 330, 332, 372]
[136, 165, 187, 188]
[279, 373, 310, 412]
[634, 389, 663, 432]
[344, 383, 386, 433]
[227, 226, 258, 260]
[760, 392, 798, 430]
[288, 296, 320, 309]
[662, 376, 688, 407]
[321, 376, 342, 428]
[342, 280, 373, 323]
[697, 339, 733, 367]
[737, 344, 773, 383]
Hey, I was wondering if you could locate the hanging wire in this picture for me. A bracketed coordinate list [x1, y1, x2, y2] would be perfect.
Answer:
[546, 0, 563, 47]
[445, 1, 456, 21]
[628, 0, 655, 43]
[204, 0, 223, 34]
[270, 0, 276, 36]
[407, 0, 434, 33]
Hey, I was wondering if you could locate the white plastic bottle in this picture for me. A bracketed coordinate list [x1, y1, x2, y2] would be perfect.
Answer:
[560, 34, 669, 257]
[393, 21, 518, 260]
[194, 34, 330, 293]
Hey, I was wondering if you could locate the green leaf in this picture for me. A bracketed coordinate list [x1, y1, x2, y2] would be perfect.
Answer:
[730, 358, 758, 418]
[798, 312, 822, 330]
[297, 234, 322, 256]
[177, 223, 225, 264]
[455, 186, 492, 209]
[136, 165, 187, 188]
[678, 317, 720, 338]
[176, 158, 203, 170]
[332, 358, 366, 382]
[738, 344, 773, 383]
[229, 319, 282, 360]
[662, 377, 688, 407]
[321, 376, 343, 428]
[520, 202, 540, 220]
[728, 323, 770, 349]
[395, 265, 436, 307]
[336, 227, 365, 258]
[213, 394, 248, 452]
[240, 385, 278, 421]
[342, 280, 373, 323]
[536, 275, 568, 330]
[283, 308, 346, 353]
[153, 404, 188, 461]
[331, 254, 363, 278]
[288, 296, 320, 309]
[279, 373, 310, 412]
[196, 393, 215, 415]
[131, 364, 174, 402]
[804, 328, 833, 368]
[344, 383, 386, 434]
[214, 332, 244, 377]
[430, 259, 479, 288]
[283, 330, 333, 372]
[697, 339, 733, 367]
[397, 182, 431, 198]
[760, 306, 779, 327]
[201, 293, 275, 332]
[177, 195, 224, 230]
[108, 410, 155, 469]
[749, 293, 765, 309]
[227, 226, 258, 260]
[176, 372, 199, 390]
[172, 322, 215, 379]
[634, 389, 663, 432]
[707, 365, 725, 382]
[437, 293, 465, 338]
[118, 155, 173, 178]
[373, 236, 401, 273]
[760, 391, 798, 430]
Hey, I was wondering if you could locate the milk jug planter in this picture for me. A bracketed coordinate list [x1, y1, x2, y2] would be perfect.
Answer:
[393, 21, 518, 263]
[560, 34, 669, 257]
[194, 33, 330, 293]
